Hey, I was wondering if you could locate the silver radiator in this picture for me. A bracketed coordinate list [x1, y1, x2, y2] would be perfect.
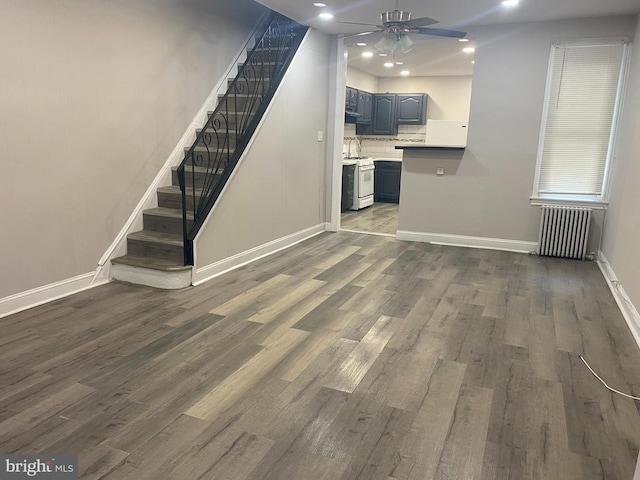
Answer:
[538, 205, 592, 260]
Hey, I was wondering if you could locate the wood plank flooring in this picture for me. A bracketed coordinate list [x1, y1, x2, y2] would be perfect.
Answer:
[2, 231, 640, 479]
[341, 202, 398, 235]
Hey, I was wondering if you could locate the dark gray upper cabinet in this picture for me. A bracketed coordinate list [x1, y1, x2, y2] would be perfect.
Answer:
[371, 94, 398, 135]
[345, 86, 358, 111]
[396, 94, 427, 125]
[356, 90, 372, 124]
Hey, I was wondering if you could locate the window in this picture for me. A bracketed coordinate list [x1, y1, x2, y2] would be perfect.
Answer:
[532, 39, 630, 205]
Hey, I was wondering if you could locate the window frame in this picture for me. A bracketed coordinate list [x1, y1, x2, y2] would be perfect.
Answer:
[531, 37, 632, 208]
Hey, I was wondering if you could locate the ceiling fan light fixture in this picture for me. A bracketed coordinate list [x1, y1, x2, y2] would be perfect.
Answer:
[375, 33, 398, 54]
[398, 34, 414, 53]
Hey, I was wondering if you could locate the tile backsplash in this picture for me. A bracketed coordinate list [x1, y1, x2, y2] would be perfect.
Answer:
[343, 123, 427, 159]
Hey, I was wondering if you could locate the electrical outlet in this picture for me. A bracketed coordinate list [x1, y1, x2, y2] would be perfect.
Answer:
[436, 167, 444, 175]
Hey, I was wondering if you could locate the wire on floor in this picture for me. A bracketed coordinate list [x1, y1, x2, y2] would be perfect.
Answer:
[578, 354, 640, 401]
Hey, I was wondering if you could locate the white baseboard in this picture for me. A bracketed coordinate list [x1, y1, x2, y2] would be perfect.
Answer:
[597, 252, 640, 350]
[396, 230, 538, 254]
[192, 223, 327, 286]
[0, 272, 110, 319]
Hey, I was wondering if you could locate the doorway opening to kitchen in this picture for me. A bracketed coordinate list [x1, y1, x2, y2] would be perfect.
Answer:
[340, 146, 400, 237]
[338, 33, 474, 237]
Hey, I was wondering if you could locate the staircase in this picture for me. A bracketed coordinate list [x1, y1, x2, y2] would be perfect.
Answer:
[110, 12, 307, 289]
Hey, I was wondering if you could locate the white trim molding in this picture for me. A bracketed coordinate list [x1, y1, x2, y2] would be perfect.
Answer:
[0, 272, 110, 319]
[530, 196, 609, 210]
[597, 251, 640, 350]
[193, 223, 327, 286]
[396, 230, 538, 254]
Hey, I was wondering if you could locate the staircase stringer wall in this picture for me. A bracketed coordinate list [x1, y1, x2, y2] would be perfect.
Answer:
[93, 19, 265, 286]
[192, 28, 332, 284]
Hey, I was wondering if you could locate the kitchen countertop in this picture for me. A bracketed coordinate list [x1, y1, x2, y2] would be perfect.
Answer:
[342, 159, 358, 166]
[372, 157, 402, 162]
[394, 145, 466, 151]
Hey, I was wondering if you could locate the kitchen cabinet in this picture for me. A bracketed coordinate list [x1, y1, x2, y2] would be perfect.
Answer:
[356, 90, 372, 124]
[396, 94, 427, 125]
[374, 161, 401, 203]
[341, 163, 355, 212]
[356, 93, 427, 135]
[345, 86, 358, 111]
[368, 94, 398, 136]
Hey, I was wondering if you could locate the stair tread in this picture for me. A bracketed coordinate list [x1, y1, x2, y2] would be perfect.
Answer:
[112, 254, 190, 272]
[144, 207, 193, 220]
[186, 145, 233, 153]
[196, 128, 239, 135]
[172, 165, 225, 175]
[128, 230, 182, 245]
[157, 185, 203, 195]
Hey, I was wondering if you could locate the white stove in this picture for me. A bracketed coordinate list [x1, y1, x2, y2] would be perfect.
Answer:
[351, 158, 375, 210]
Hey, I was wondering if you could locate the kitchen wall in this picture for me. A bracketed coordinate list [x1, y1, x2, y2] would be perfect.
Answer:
[601, 14, 640, 337]
[397, 15, 637, 246]
[194, 29, 332, 271]
[346, 67, 378, 93]
[0, 0, 265, 300]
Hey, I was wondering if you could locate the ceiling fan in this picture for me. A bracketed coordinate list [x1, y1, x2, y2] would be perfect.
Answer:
[338, 0, 467, 54]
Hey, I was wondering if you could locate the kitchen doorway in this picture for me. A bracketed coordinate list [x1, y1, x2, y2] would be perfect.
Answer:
[340, 202, 399, 236]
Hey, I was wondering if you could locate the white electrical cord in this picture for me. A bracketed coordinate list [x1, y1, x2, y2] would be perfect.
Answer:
[578, 354, 640, 401]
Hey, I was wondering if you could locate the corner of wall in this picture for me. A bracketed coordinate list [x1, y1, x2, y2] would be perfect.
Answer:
[597, 251, 640, 350]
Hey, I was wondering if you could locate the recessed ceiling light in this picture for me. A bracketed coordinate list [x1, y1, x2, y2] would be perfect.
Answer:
[463, 47, 475, 54]
[362, 51, 374, 58]
[400, 70, 410, 76]
[379, 53, 388, 57]
[395, 61, 404, 65]
[472, 60, 475, 64]
[319, 12, 334, 20]
[356, 42, 367, 46]
[458, 38, 470, 42]
[502, 0, 519, 6]
[313, 2, 327, 7]
[384, 62, 394, 68]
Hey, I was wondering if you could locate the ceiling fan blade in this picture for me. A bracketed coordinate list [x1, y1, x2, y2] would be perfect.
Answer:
[405, 16, 438, 28]
[336, 21, 382, 27]
[414, 27, 467, 39]
[341, 31, 380, 38]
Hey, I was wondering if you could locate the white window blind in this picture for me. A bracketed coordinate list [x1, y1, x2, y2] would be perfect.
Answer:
[537, 41, 626, 199]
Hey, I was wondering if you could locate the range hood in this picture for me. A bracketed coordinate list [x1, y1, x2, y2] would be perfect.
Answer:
[345, 111, 362, 124]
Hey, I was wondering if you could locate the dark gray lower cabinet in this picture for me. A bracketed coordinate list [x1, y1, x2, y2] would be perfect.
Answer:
[341, 164, 355, 212]
[374, 161, 401, 203]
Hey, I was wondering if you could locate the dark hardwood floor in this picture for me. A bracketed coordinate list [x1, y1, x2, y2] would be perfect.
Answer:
[2, 231, 640, 479]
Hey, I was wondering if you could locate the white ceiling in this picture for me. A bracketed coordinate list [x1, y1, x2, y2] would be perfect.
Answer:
[256, 0, 640, 77]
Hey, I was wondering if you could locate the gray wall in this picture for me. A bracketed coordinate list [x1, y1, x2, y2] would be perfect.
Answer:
[398, 16, 637, 244]
[602, 14, 640, 313]
[0, 0, 265, 299]
[194, 29, 331, 267]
